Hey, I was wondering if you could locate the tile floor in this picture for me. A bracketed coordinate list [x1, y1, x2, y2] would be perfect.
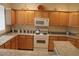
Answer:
[19, 48, 57, 56]
[0, 48, 57, 56]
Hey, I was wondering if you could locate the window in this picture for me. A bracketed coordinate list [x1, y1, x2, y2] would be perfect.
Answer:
[0, 5, 5, 31]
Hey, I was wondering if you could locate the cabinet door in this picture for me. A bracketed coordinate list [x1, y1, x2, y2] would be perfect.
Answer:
[10, 36, 18, 49]
[49, 12, 69, 26]
[35, 11, 49, 18]
[69, 38, 76, 47]
[18, 35, 27, 49]
[25, 11, 34, 25]
[59, 12, 69, 26]
[49, 12, 59, 26]
[26, 38, 33, 50]
[26, 35, 33, 50]
[10, 38, 16, 49]
[4, 40, 11, 49]
[48, 38, 54, 51]
[16, 11, 25, 24]
[11, 10, 16, 25]
[69, 12, 79, 27]
[75, 39, 79, 48]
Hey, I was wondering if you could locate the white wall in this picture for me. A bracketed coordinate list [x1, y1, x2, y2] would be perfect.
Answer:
[11, 3, 79, 11]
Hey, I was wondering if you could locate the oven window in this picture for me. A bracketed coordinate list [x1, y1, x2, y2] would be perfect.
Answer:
[37, 40, 45, 43]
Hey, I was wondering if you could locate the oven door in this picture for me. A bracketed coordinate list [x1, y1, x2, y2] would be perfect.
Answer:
[34, 35, 48, 48]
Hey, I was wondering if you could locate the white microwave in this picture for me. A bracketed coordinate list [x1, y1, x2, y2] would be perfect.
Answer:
[35, 18, 49, 26]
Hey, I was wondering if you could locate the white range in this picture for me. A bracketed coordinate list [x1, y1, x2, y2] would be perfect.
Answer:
[34, 34, 49, 49]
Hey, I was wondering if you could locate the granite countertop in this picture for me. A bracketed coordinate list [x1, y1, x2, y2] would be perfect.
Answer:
[54, 41, 79, 56]
[0, 32, 79, 46]
[0, 48, 45, 56]
[49, 34, 79, 39]
[0, 33, 18, 46]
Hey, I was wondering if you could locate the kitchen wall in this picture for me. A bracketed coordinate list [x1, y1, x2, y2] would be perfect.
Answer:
[0, 3, 11, 35]
[1, 3, 79, 35]
[11, 3, 79, 11]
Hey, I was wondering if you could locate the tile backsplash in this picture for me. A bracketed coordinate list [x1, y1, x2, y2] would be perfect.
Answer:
[11, 25, 79, 35]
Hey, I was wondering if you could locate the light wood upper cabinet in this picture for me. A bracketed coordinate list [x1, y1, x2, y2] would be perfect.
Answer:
[11, 10, 16, 25]
[16, 10, 25, 25]
[49, 12, 59, 26]
[13, 10, 79, 27]
[16, 10, 34, 25]
[35, 11, 49, 18]
[59, 12, 69, 26]
[69, 12, 79, 27]
[25, 11, 35, 25]
[49, 12, 69, 26]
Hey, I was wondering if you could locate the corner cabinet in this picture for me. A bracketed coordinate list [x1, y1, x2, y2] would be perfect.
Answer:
[0, 36, 18, 49]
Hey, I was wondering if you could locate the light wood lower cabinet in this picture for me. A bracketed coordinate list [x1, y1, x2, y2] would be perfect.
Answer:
[48, 36, 68, 51]
[0, 35, 34, 50]
[76, 39, 79, 48]
[26, 35, 33, 50]
[18, 35, 33, 50]
[48, 38, 54, 51]
[4, 40, 11, 49]
[68, 38, 79, 48]
[1, 35, 79, 51]
[18, 35, 27, 49]
[10, 36, 18, 49]
[3, 36, 18, 49]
